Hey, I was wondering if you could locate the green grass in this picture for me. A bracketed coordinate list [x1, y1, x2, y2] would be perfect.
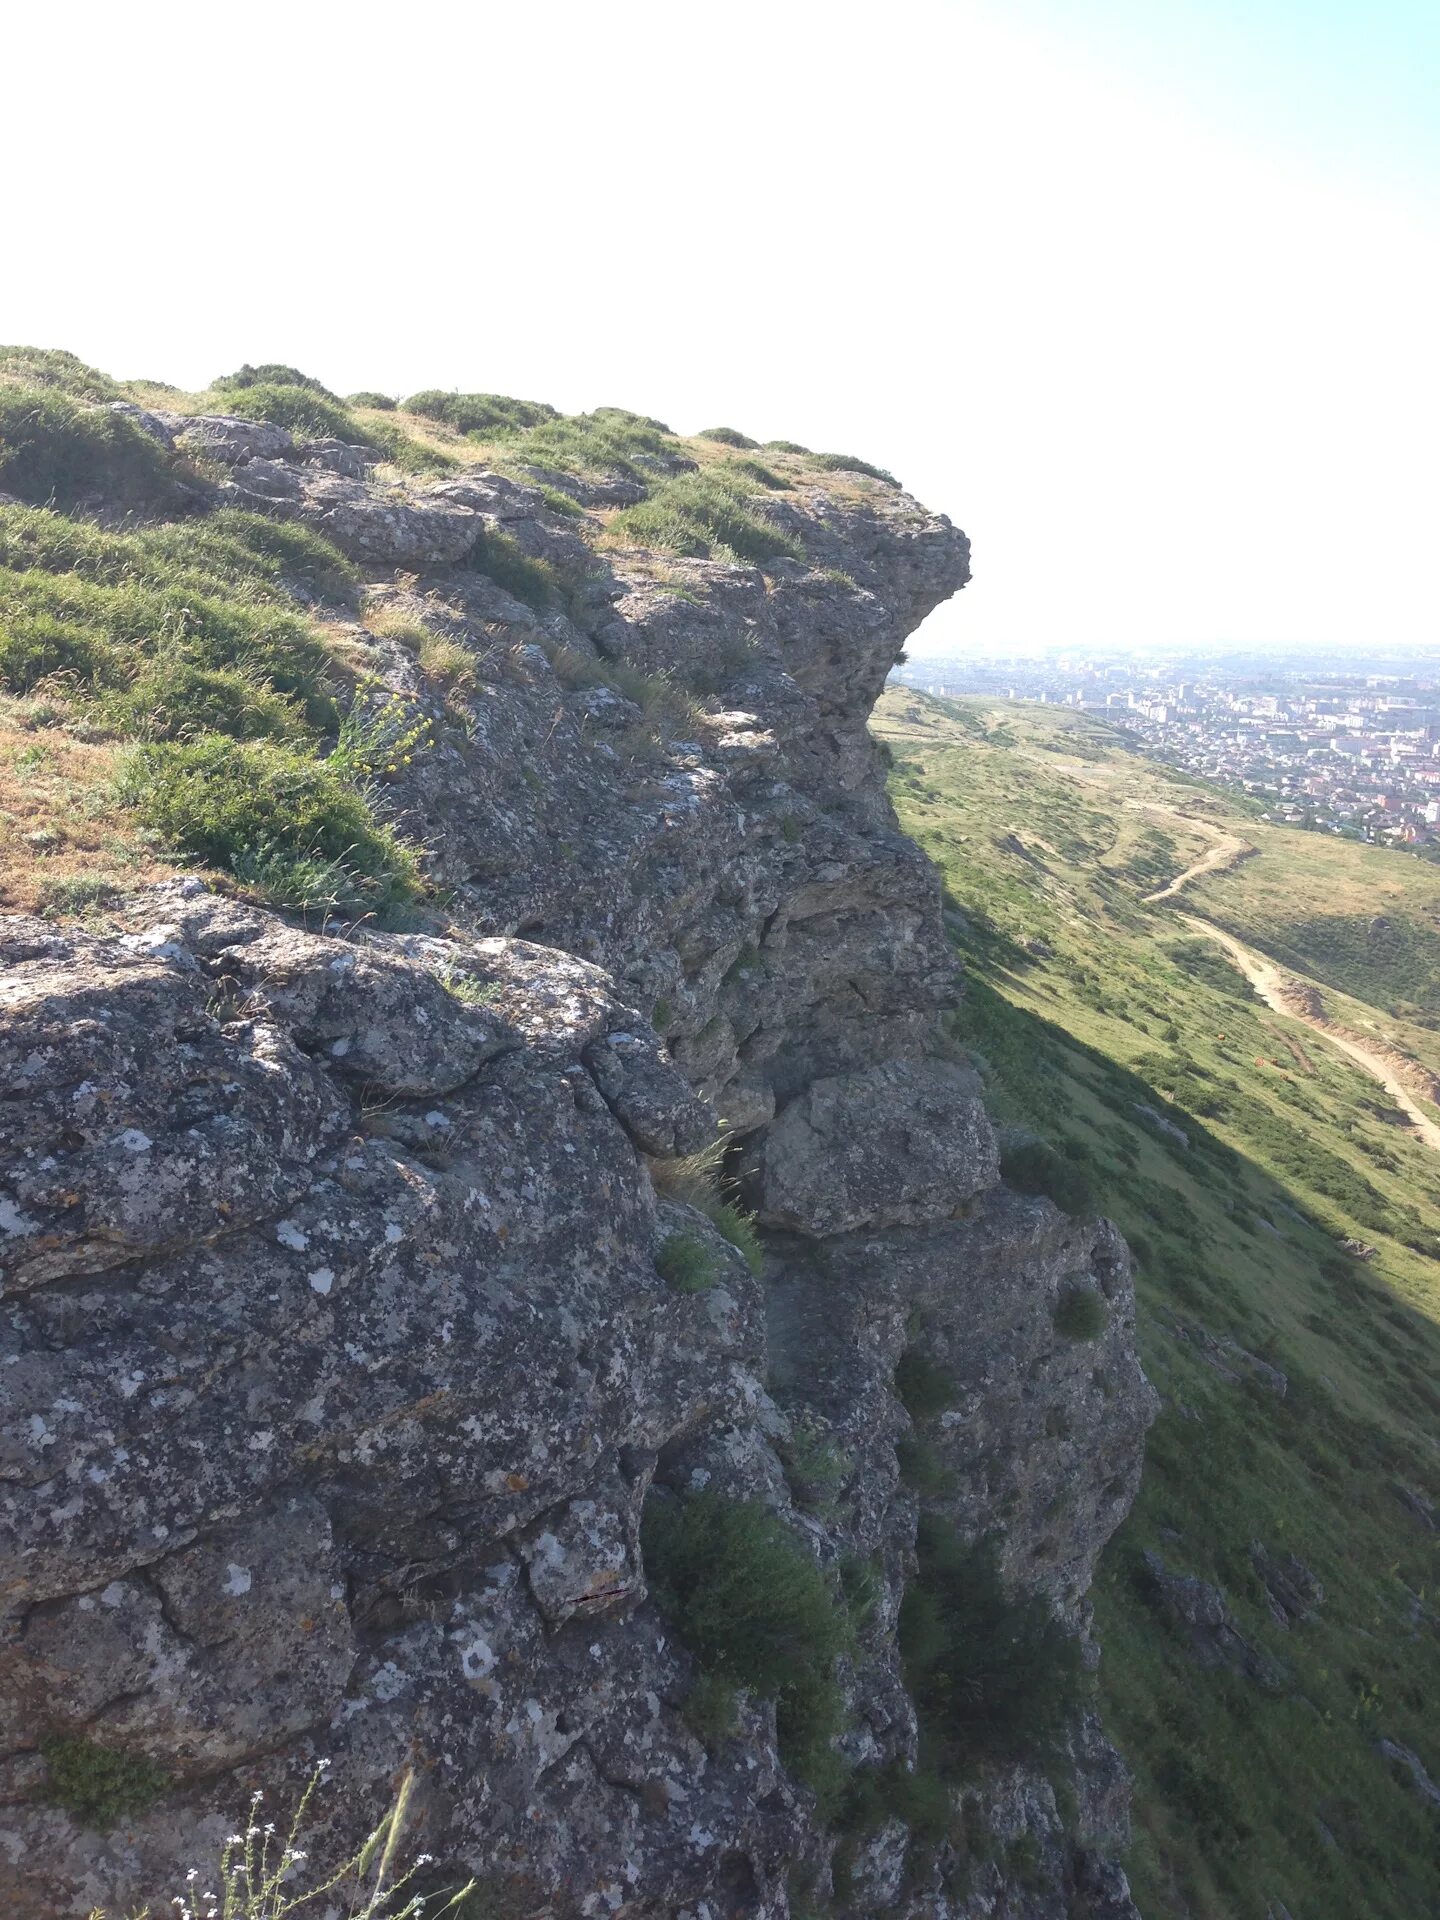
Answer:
[0, 388, 183, 511]
[118, 735, 420, 912]
[403, 390, 558, 436]
[0, 475, 421, 913]
[811, 451, 900, 486]
[642, 1491, 848, 1800]
[656, 1230, 716, 1293]
[0, 346, 123, 402]
[899, 1521, 1083, 1774]
[611, 468, 804, 565]
[878, 689, 1440, 1920]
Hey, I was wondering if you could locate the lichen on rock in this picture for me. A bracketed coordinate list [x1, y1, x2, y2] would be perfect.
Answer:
[0, 424, 1155, 1919]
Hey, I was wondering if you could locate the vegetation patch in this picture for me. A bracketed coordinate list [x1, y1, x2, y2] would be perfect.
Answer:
[117, 736, 420, 913]
[0, 389, 183, 512]
[611, 468, 803, 565]
[0, 347, 124, 403]
[1000, 1137, 1097, 1216]
[811, 451, 900, 486]
[1052, 1284, 1109, 1341]
[655, 1230, 716, 1293]
[42, 1735, 169, 1829]
[403, 390, 558, 437]
[899, 1521, 1083, 1773]
[642, 1490, 848, 1798]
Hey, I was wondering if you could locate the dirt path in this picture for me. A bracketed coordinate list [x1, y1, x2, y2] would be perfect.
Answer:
[1128, 804, 1254, 903]
[1174, 912, 1440, 1154]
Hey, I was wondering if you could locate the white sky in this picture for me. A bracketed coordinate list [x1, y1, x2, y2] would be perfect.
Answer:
[5, 0, 1438, 658]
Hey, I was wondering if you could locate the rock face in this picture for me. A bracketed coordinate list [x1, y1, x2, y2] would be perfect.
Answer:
[0, 448, 1155, 1917]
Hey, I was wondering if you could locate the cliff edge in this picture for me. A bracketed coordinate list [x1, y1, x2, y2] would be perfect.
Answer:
[0, 368, 1156, 1918]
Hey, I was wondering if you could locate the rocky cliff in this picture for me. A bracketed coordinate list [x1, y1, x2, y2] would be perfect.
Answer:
[0, 395, 1156, 1917]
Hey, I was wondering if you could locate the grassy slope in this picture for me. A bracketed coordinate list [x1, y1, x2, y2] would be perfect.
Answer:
[876, 689, 1440, 1920]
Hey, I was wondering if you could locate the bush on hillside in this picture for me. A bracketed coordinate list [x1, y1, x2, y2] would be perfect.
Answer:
[219, 382, 360, 443]
[0, 388, 182, 512]
[899, 1519, 1082, 1772]
[697, 426, 759, 448]
[467, 525, 567, 608]
[812, 451, 900, 486]
[346, 390, 397, 411]
[95, 662, 306, 743]
[642, 1491, 847, 1794]
[0, 564, 335, 726]
[402, 390, 558, 437]
[212, 363, 338, 398]
[764, 438, 811, 454]
[500, 409, 682, 482]
[118, 735, 419, 912]
[1052, 1284, 1109, 1341]
[655, 1231, 716, 1293]
[1000, 1137, 1097, 1217]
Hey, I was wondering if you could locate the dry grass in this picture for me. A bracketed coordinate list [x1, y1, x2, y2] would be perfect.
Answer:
[0, 709, 176, 913]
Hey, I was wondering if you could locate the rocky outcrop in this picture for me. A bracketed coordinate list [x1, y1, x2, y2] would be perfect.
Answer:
[0, 441, 1155, 1917]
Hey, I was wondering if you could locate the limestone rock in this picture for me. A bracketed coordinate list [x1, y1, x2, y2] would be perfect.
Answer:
[756, 1057, 998, 1235]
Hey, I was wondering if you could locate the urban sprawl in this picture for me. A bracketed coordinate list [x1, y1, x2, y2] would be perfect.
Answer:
[893, 652, 1440, 851]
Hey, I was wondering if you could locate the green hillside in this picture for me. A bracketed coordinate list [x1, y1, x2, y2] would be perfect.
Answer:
[877, 689, 1440, 1920]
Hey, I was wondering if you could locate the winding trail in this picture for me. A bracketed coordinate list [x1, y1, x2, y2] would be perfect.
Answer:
[1173, 912, 1440, 1154]
[1132, 805, 1253, 903]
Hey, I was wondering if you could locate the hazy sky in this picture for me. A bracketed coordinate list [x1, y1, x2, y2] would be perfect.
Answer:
[6, 1, 1438, 657]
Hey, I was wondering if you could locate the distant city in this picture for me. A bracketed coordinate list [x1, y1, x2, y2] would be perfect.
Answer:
[892, 648, 1440, 852]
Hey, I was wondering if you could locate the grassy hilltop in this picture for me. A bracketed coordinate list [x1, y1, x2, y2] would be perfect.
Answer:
[0, 345, 894, 920]
[877, 689, 1440, 1920]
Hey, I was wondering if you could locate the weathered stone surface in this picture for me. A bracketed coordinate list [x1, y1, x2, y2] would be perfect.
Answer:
[756, 1058, 998, 1235]
[172, 413, 295, 464]
[0, 443, 1156, 1920]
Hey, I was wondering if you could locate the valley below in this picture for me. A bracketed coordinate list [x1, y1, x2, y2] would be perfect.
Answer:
[877, 688, 1440, 1920]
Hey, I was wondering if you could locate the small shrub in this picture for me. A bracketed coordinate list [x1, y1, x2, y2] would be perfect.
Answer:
[642, 1491, 848, 1793]
[683, 1668, 738, 1746]
[781, 1416, 851, 1512]
[348, 390, 397, 411]
[468, 525, 564, 608]
[213, 363, 338, 397]
[328, 686, 434, 782]
[1000, 1138, 1097, 1217]
[811, 451, 900, 486]
[37, 873, 123, 918]
[118, 735, 420, 912]
[697, 426, 759, 448]
[94, 662, 306, 743]
[402, 390, 558, 436]
[656, 1230, 716, 1293]
[899, 1521, 1083, 1772]
[220, 382, 359, 443]
[895, 1347, 955, 1421]
[764, 438, 810, 454]
[897, 1434, 955, 1497]
[707, 1196, 763, 1275]
[362, 416, 459, 475]
[42, 1735, 168, 1828]
[0, 388, 181, 511]
[417, 632, 477, 690]
[1052, 1285, 1108, 1342]
[728, 456, 790, 490]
